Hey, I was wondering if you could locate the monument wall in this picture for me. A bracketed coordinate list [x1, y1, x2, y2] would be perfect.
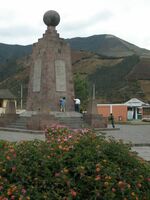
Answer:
[27, 22, 75, 113]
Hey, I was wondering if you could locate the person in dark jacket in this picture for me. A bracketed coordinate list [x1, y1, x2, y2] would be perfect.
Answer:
[109, 113, 115, 128]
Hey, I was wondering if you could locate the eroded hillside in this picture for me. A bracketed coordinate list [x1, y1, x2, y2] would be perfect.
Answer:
[0, 34, 150, 105]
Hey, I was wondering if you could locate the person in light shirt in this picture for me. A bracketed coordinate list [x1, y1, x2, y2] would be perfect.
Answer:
[73, 98, 80, 112]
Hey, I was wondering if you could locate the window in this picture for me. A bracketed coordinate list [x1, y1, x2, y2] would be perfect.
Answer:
[143, 107, 150, 115]
[0, 100, 3, 107]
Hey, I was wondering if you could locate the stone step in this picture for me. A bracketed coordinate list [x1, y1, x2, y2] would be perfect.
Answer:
[10, 121, 27, 125]
[15, 119, 28, 123]
[57, 117, 89, 129]
[7, 124, 27, 129]
[6, 114, 89, 130]
[7, 117, 28, 129]
[58, 118, 83, 123]
[15, 117, 28, 122]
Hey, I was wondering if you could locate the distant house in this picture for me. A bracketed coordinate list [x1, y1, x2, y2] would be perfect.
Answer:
[97, 98, 150, 122]
[0, 89, 16, 114]
[124, 98, 148, 120]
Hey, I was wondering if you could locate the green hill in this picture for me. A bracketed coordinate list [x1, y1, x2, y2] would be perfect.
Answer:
[66, 34, 150, 57]
[0, 34, 150, 106]
[0, 43, 32, 64]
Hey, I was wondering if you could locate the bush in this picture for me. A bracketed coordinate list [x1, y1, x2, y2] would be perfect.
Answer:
[0, 126, 150, 199]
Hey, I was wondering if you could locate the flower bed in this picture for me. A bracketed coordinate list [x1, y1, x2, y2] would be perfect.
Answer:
[0, 126, 150, 199]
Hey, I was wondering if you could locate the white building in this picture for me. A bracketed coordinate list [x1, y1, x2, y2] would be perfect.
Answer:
[124, 98, 148, 120]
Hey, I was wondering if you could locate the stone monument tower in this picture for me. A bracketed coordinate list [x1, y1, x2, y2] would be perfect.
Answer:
[26, 10, 75, 113]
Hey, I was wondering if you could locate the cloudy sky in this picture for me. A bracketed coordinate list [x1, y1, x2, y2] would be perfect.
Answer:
[1, 0, 150, 49]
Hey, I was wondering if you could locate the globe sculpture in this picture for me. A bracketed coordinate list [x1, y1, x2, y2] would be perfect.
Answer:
[43, 10, 60, 27]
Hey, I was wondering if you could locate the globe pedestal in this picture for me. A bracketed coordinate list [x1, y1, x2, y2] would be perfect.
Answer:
[26, 10, 76, 130]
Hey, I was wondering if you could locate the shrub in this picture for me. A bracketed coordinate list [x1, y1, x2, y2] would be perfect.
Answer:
[0, 127, 150, 199]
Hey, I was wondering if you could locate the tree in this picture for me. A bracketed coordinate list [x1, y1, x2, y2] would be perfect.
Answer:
[74, 73, 89, 110]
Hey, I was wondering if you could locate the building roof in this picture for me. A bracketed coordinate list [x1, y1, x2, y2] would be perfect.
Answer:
[97, 103, 126, 106]
[0, 89, 16, 99]
[124, 98, 148, 107]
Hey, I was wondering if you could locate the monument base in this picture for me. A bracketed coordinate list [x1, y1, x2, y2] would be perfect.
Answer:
[21, 111, 84, 130]
[0, 114, 19, 127]
[27, 114, 59, 130]
[83, 114, 107, 128]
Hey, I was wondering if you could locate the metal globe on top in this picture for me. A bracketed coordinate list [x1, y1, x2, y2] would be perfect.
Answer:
[43, 10, 60, 27]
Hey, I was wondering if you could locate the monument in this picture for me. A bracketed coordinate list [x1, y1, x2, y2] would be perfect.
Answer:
[27, 10, 75, 113]
[25, 10, 83, 129]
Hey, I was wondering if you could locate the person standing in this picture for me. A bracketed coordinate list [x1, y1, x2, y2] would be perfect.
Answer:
[109, 113, 115, 128]
[73, 98, 80, 112]
[59, 97, 66, 112]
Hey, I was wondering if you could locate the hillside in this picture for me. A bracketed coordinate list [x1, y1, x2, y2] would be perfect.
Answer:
[127, 58, 150, 80]
[67, 34, 150, 57]
[71, 51, 147, 103]
[0, 34, 150, 106]
[0, 43, 32, 64]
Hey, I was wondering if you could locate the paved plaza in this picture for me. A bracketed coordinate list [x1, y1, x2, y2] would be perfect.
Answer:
[0, 130, 45, 142]
[0, 124, 150, 161]
[101, 124, 150, 161]
[103, 124, 150, 145]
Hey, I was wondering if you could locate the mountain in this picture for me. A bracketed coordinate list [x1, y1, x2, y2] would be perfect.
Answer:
[0, 43, 32, 64]
[71, 50, 147, 103]
[66, 34, 150, 58]
[0, 34, 150, 106]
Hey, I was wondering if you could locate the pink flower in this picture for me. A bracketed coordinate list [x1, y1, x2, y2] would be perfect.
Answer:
[64, 138, 68, 142]
[9, 148, 15, 153]
[12, 166, 16, 172]
[147, 177, 150, 182]
[11, 195, 15, 200]
[95, 175, 101, 181]
[6, 155, 11, 160]
[70, 189, 77, 198]
[13, 153, 17, 158]
[21, 188, 26, 195]
[0, 185, 3, 190]
[55, 172, 60, 177]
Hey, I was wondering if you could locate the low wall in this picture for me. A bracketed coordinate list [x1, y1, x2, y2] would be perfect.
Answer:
[0, 114, 19, 127]
[83, 114, 108, 128]
[27, 114, 60, 130]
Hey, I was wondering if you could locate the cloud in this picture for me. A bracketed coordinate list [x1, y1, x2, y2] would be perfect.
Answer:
[59, 10, 114, 38]
[0, 26, 38, 37]
[0, 24, 45, 45]
[0, 0, 150, 49]
[92, 10, 114, 21]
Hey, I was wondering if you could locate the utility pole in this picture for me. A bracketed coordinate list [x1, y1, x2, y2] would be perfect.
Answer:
[92, 83, 95, 100]
[21, 84, 23, 109]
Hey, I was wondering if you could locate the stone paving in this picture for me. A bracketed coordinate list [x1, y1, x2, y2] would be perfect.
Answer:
[0, 130, 45, 142]
[100, 124, 150, 161]
[132, 146, 150, 161]
[102, 124, 150, 145]
[0, 124, 150, 161]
